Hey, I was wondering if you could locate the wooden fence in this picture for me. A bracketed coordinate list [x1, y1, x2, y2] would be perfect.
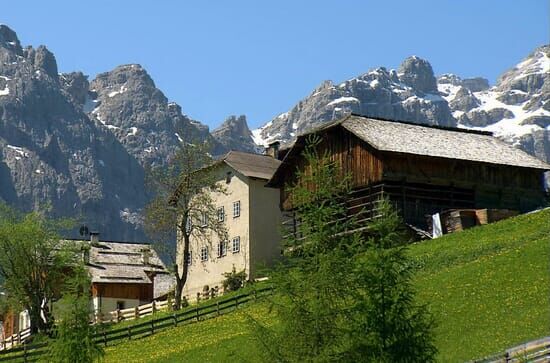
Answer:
[471, 336, 550, 363]
[0, 286, 273, 362]
[95, 299, 170, 324]
[0, 329, 31, 351]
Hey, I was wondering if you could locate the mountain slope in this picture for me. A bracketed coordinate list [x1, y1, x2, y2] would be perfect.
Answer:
[442, 45, 550, 163]
[212, 115, 259, 154]
[252, 56, 456, 146]
[0, 25, 147, 240]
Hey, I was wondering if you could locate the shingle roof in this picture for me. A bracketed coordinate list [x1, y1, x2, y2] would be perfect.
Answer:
[64, 240, 169, 284]
[223, 150, 282, 180]
[339, 115, 550, 169]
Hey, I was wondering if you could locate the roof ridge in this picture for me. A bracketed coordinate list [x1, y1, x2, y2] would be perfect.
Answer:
[348, 113, 493, 136]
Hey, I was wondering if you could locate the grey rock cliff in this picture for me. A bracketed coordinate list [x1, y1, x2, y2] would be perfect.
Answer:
[254, 58, 455, 146]
[0, 25, 146, 240]
[212, 115, 259, 154]
[88, 64, 226, 167]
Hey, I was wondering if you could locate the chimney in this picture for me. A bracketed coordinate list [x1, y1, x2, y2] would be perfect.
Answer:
[266, 141, 280, 159]
[142, 248, 151, 265]
[90, 231, 99, 245]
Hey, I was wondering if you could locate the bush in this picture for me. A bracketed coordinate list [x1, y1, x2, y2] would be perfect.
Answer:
[222, 267, 246, 292]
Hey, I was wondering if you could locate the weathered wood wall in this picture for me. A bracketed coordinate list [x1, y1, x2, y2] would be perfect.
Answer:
[280, 127, 383, 209]
[92, 283, 153, 302]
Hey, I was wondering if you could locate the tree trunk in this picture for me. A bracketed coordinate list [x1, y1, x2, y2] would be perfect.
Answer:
[174, 232, 191, 310]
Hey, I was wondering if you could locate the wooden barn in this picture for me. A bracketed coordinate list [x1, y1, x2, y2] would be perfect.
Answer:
[267, 114, 549, 234]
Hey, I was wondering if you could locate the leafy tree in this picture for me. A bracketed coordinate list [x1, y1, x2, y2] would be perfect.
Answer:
[44, 264, 103, 363]
[255, 137, 436, 362]
[0, 203, 73, 334]
[144, 142, 227, 309]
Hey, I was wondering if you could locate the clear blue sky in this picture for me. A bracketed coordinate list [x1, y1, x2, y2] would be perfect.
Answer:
[3, 0, 549, 129]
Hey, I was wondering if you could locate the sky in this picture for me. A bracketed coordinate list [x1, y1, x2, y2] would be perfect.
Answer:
[2, 0, 549, 130]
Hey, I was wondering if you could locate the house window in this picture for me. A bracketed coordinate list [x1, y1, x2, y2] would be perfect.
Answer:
[200, 246, 209, 261]
[232, 236, 241, 253]
[116, 301, 125, 310]
[233, 201, 240, 218]
[226, 171, 232, 184]
[218, 240, 228, 257]
[200, 212, 208, 227]
[217, 207, 225, 222]
[186, 251, 192, 266]
[185, 217, 192, 233]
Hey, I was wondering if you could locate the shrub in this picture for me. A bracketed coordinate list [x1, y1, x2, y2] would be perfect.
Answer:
[222, 267, 247, 292]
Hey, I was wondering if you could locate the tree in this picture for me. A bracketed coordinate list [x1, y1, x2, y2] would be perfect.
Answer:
[345, 198, 437, 363]
[254, 136, 362, 362]
[255, 137, 436, 362]
[0, 203, 74, 334]
[45, 264, 104, 363]
[144, 142, 227, 309]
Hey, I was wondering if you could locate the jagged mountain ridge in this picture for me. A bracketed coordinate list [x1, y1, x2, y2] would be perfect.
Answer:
[0, 25, 147, 241]
[0, 22, 548, 241]
[0, 24, 255, 241]
[252, 46, 550, 167]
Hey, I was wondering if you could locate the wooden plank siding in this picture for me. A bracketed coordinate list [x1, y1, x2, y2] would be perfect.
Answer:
[92, 283, 153, 302]
[280, 127, 383, 210]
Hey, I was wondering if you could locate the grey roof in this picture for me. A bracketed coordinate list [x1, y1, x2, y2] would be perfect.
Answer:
[223, 150, 282, 180]
[336, 115, 549, 169]
[65, 240, 169, 284]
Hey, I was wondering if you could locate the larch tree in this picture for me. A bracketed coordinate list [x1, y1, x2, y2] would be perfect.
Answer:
[254, 136, 436, 362]
[144, 142, 227, 309]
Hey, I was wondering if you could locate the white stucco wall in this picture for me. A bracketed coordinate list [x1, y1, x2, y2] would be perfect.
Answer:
[178, 163, 281, 302]
[92, 296, 141, 316]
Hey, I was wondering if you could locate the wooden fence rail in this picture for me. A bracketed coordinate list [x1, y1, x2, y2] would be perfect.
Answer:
[0, 329, 31, 352]
[471, 336, 550, 363]
[0, 286, 273, 362]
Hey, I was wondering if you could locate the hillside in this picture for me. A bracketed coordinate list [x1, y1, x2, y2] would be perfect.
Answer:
[102, 209, 550, 362]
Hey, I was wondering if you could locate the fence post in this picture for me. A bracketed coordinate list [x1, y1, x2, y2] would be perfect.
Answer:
[216, 301, 220, 316]
[116, 308, 121, 322]
[196, 306, 199, 321]
[23, 341, 27, 363]
[152, 301, 157, 315]
[134, 306, 139, 320]
[173, 312, 177, 327]
[253, 289, 257, 301]
[504, 352, 510, 363]
[127, 326, 131, 341]
[18, 331, 21, 345]
[151, 318, 155, 335]
[235, 296, 239, 310]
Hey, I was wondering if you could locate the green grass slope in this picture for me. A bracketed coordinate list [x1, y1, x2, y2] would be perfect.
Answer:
[103, 209, 550, 362]
[410, 208, 550, 362]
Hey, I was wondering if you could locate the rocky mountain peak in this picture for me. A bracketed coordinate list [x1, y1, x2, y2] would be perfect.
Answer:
[398, 56, 438, 93]
[0, 24, 22, 55]
[212, 115, 259, 153]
